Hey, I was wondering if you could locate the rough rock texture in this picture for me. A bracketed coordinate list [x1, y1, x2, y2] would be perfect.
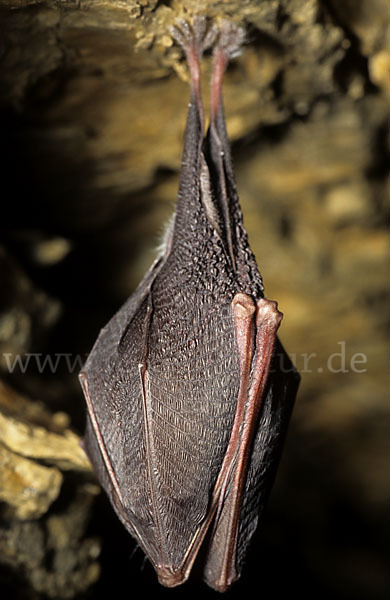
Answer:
[0, 1, 388, 599]
[0, 381, 100, 598]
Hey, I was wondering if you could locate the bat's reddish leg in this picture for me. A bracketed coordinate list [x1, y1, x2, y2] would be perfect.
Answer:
[170, 17, 218, 133]
[207, 22, 245, 269]
[210, 22, 244, 126]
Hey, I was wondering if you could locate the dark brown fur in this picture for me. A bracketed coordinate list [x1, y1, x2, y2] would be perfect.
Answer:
[80, 17, 299, 592]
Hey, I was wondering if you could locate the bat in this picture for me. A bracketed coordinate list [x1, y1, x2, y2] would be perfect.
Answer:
[79, 17, 300, 593]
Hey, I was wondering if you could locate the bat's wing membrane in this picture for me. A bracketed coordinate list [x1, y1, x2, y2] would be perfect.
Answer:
[235, 340, 299, 575]
[80, 260, 164, 562]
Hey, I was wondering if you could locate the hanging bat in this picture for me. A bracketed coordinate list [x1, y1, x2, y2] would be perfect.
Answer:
[79, 17, 300, 593]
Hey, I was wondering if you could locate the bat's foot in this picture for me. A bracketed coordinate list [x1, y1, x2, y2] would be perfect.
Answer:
[215, 21, 245, 60]
[170, 16, 219, 130]
[170, 17, 218, 122]
[171, 17, 245, 133]
[170, 16, 218, 61]
[210, 22, 245, 122]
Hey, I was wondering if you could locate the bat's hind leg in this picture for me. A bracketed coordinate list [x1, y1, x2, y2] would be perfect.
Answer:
[170, 17, 218, 124]
[210, 22, 245, 123]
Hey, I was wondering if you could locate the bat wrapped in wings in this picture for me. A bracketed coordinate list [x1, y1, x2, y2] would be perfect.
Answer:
[79, 17, 300, 593]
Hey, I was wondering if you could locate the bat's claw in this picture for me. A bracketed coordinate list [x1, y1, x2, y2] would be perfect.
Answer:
[215, 21, 245, 60]
[170, 16, 218, 58]
[170, 16, 219, 123]
[209, 21, 245, 123]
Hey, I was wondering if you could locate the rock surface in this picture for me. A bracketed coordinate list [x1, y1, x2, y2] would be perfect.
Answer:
[0, 1, 388, 598]
[0, 381, 99, 598]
